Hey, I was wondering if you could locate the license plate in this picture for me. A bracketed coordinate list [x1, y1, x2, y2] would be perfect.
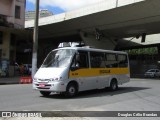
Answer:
[39, 84, 45, 87]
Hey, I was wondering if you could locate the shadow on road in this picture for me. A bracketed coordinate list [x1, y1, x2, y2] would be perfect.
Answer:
[40, 86, 150, 99]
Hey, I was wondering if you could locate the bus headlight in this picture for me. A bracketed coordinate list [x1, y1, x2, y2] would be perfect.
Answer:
[54, 77, 63, 81]
[33, 78, 38, 82]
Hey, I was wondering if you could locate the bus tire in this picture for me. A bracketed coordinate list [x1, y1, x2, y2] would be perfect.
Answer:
[110, 79, 118, 91]
[40, 91, 51, 97]
[65, 83, 78, 97]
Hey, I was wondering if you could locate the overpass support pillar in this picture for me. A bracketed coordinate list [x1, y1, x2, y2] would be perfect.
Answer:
[79, 31, 117, 50]
[1, 32, 11, 60]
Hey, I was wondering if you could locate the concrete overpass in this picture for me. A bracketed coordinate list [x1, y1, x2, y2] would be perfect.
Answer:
[25, 0, 160, 50]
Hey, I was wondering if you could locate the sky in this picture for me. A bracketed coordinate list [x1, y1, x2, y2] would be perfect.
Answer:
[26, 0, 105, 14]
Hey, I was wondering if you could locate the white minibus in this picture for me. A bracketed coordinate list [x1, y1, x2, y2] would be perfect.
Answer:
[33, 47, 130, 97]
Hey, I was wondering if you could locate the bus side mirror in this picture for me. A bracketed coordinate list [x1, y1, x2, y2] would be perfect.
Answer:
[71, 64, 80, 71]
[75, 63, 80, 68]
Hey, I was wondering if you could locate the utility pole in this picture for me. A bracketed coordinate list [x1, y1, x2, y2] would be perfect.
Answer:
[32, 0, 39, 78]
[116, 0, 118, 7]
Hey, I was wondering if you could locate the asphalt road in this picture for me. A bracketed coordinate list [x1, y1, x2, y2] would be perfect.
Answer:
[0, 78, 160, 114]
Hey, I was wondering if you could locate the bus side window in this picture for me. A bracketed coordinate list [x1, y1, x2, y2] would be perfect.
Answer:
[118, 54, 128, 67]
[71, 51, 89, 68]
[77, 51, 89, 68]
[105, 53, 118, 68]
[90, 52, 105, 68]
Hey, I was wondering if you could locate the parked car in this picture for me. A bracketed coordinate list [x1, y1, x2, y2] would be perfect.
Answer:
[144, 69, 160, 78]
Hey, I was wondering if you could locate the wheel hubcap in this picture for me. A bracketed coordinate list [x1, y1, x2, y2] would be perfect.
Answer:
[69, 87, 75, 94]
[112, 83, 116, 90]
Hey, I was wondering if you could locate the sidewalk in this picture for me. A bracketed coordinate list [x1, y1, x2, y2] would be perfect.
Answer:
[0, 76, 20, 85]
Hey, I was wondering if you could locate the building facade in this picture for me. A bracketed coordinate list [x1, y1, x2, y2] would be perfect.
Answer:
[0, 0, 26, 76]
[25, 9, 53, 21]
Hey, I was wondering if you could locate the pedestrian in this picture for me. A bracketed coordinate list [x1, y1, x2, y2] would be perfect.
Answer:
[20, 63, 24, 76]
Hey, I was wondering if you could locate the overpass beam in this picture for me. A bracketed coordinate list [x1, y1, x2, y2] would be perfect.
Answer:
[79, 31, 117, 50]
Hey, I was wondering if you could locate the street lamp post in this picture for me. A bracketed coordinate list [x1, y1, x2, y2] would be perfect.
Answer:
[32, 0, 39, 78]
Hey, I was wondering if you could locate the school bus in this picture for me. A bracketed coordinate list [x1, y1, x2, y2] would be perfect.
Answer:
[33, 47, 130, 97]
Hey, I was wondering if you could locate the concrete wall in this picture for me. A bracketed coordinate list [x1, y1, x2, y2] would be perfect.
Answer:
[1, 32, 10, 60]
[0, 0, 25, 77]
[118, 0, 144, 7]
[0, 0, 12, 16]
[14, 0, 25, 28]
[0, 0, 25, 28]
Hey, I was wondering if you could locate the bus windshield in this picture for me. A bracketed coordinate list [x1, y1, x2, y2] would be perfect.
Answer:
[41, 49, 75, 68]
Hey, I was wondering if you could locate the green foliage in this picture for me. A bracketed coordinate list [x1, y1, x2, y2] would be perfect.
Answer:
[125, 47, 158, 55]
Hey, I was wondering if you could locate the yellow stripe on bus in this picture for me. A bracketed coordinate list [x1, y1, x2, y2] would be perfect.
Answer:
[69, 68, 129, 78]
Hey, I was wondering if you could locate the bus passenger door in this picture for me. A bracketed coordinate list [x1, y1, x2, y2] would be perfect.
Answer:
[90, 52, 106, 89]
[70, 51, 94, 91]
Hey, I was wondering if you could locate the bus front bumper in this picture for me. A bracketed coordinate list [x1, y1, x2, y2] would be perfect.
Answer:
[32, 81, 67, 92]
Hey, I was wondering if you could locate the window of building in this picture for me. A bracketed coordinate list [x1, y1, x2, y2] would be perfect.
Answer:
[0, 31, 3, 44]
[10, 34, 16, 46]
[10, 50, 15, 65]
[15, 6, 21, 19]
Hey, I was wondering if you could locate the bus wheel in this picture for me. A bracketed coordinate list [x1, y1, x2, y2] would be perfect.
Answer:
[40, 91, 51, 97]
[110, 79, 118, 91]
[65, 83, 77, 97]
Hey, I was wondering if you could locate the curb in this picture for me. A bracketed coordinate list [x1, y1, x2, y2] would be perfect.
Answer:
[0, 82, 20, 85]
[0, 76, 31, 85]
